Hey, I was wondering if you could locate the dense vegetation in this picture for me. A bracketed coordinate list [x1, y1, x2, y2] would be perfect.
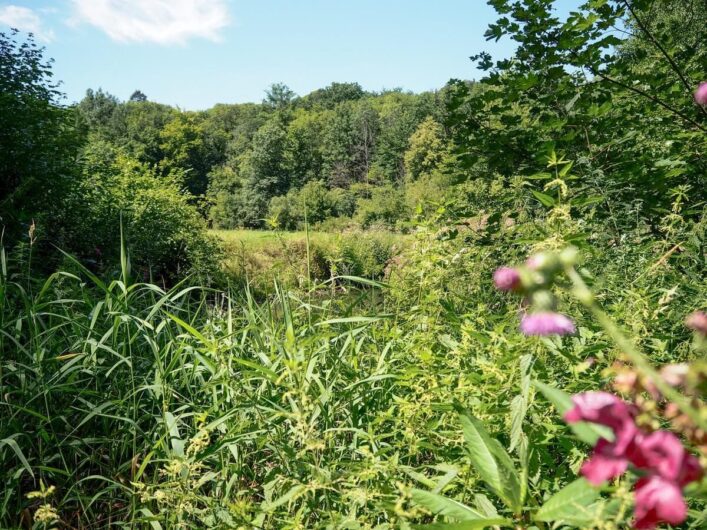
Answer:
[1, 1, 706, 529]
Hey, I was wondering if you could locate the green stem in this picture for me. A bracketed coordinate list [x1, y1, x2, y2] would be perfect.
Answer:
[565, 266, 707, 432]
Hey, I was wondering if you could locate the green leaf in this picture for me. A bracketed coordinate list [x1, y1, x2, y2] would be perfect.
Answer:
[532, 190, 556, 207]
[509, 355, 533, 452]
[414, 519, 511, 530]
[457, 408, 522, 512]
[411, 489, 485, 521]
[0, 436, 34, 478]
[535, 478, 600, 523]
[533, 381, 613, 445]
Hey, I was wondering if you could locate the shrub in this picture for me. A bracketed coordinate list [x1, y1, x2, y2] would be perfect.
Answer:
[356, 184, 408, 229]
[65, 146, 221, 282]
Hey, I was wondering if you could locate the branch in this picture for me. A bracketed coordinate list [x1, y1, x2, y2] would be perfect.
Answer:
[623, 0, 707, 119]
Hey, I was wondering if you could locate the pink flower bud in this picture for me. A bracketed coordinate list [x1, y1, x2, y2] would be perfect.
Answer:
[686, 310, 707, 335]
[493, 267, 521, 291]
[520, 311, 575, 336]
[659, 363, 688, 387]
[695, 82, 707, 106]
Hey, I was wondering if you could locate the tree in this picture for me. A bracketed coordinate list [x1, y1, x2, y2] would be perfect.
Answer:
[77, 88, 120, 139]
[284, 109, 325, 188]
[129, 89, 147, 102]
[239, 118, 291, 226]
[302, 82, 367, 109]
[448, 0, 706, 223]
[111, 100, 176, 166]
[404, 117, 447, 180]
[263, 83, 297, 110]
[159, 113, 226, 197]
[373, 92, 433, 181]
[321, 99, 380, 187]
[0, 30, 81, 248]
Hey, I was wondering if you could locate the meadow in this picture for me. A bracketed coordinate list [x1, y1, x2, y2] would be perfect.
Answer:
[213, 229, 408, 295]
[1, 1, 706, 528]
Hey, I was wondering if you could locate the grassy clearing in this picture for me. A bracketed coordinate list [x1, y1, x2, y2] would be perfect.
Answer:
[212, 229, 409, 293]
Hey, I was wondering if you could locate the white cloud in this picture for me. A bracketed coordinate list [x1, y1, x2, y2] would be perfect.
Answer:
[0, 5, 55, 42]
[70, 0, 230, 45]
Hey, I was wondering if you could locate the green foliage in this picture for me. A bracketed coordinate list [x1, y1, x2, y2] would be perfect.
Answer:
[404, 117, 448, 180]
[159, 113, 226, 197]
[447, 0, 706, 223]
[216, 228, 401, 293]
[2, 2, 707, 528]
[356, 185, 409, 229]
[64, 147, 221, 281]
[0, 30, 81, 250]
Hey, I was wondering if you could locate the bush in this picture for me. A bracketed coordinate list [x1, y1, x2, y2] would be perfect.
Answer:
[356, 184, 408, 229]
[65, 145, 221, 282]
[268, 180, 340, 230]
[323, 231, 397, 278]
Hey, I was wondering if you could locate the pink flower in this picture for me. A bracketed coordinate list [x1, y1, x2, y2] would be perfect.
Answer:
[686, 310, 707, 335]
[633, 476, 686, 529]
[565, 392, 640, 484]
[493, 267, 521, 291]
[659, 363, 688, 387]
[565, 392, 637, 451]
[695, 82, 707, 106]
[630, 431, 702, 484]
[520, 312, 575, 336]
[581, 439, 630, 485]
[564, 391, 704, 527]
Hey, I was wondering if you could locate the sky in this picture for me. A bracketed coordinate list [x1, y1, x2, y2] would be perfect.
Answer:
[1, 1, 582, 110]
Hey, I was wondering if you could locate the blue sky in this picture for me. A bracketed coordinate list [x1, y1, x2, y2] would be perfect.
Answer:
[1, 1, 582, 110]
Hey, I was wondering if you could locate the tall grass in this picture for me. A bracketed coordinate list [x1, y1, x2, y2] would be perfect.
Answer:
[0, 244, 414, 528]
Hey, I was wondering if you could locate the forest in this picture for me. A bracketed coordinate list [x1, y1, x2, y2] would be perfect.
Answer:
[0, 0, 706, 528]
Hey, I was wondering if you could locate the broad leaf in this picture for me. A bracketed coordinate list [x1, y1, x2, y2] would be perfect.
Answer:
[535, 478, 600, 523]
[411, 489, 485, 521]
[414, 520, 511, 530]
[532, 190, 556, 207]
[457, 408, 522, 512]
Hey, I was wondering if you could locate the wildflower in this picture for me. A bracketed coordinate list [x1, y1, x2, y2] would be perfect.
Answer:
[685, 310, 707, 335]
[565, 392, 637, 448]
[565, 391, 704, 529]
[630, 431, 702, 486]
[695, 82, 707, 106]
[26, 485, 56, 499]
[659, 363, 689, 388]
[493, 267, 521, 291]
[520, 311, 575, 336]
[34, 503, 59, 524]
[633, 475, 686, 529]
[565, 392, 639, 484]
[580, 438, 632, 485]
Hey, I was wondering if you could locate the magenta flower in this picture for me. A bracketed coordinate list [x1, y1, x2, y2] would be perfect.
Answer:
[564, 392, 703, 528]
[493, 267, 521, 291]
[686, 310, 707, 336]
[565, 392, 637, 451]
[695, 82, 707, 106]
[631, 431, 703, 486]
[565, 392, 639, 484]
[520, 311, 575, 336]
[633, 476, 686, 529]
[580, 439, 630, 485]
